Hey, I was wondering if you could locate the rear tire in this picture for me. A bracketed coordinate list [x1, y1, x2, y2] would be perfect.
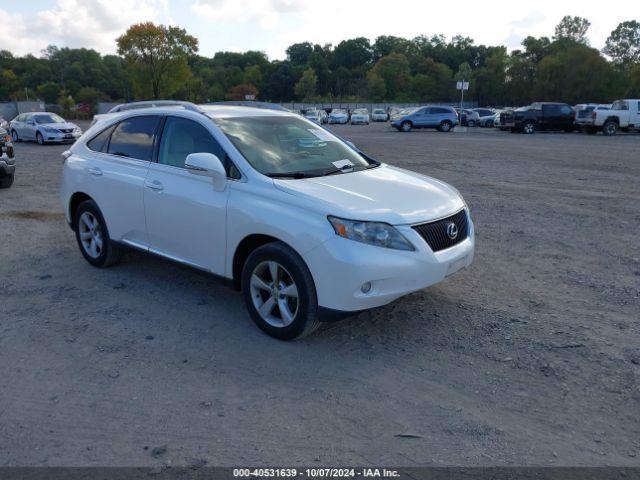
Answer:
[74, 200, 122, 268]
[467, 120, 476, 127]
[241, 242, 321, 340]
[602, 120, 618, 136]
[438, 121, 453, 132]
[0, 174, 14, 189]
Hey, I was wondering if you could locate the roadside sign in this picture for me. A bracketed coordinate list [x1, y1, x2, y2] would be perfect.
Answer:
[456, 81, 469, 91]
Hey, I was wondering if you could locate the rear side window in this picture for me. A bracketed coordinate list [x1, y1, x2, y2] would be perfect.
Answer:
[108, 116, 160, 161]
[431, 107, 451, 114]
[87, 125, 115, 152]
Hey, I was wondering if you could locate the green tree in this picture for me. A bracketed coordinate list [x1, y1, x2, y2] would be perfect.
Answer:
[604, 20, 640, 65]
[294, 68, 318, 101]
[554, 16, 591, 44]
[116, 22, 198, 99]
[367, 73, 386, 101]
[369, 53, 410, 100]
[37, 82, 61, 103]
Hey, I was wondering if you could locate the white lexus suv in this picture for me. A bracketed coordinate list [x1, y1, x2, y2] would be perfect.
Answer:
[60, 104, 474, 339]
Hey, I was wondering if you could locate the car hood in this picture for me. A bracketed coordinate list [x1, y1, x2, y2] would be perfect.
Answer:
[42, 122, 77, 129]
[330, 113, 347, 118]
[273, 164, 465, 225]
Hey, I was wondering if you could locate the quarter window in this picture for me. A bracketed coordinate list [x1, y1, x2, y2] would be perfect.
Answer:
[87, 125, 116, 153]
[107, 116, 160, 161]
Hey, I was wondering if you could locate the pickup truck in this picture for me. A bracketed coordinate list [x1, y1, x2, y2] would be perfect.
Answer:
[585, 99, 640, 135]
[500, 102, 576, 134]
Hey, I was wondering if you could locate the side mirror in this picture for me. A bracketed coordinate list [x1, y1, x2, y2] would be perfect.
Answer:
[185, 152, 227, 192]
[27, 121, 35, 126]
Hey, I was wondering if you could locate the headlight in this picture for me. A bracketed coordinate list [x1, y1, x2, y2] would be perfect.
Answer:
[43, 126, 58, 133]
[328, 216, 414, 251]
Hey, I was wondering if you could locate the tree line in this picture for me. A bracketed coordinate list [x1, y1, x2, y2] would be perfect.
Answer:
[1, 16, 639, 113]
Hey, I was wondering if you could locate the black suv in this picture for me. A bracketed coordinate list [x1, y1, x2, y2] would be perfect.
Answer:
[500, 102, 576, 134]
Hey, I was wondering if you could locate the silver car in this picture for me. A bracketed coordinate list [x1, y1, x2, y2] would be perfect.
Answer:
[10, 112, 82, 145]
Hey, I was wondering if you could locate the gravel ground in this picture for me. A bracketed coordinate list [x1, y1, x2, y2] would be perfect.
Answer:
[0, 121, 639, 467]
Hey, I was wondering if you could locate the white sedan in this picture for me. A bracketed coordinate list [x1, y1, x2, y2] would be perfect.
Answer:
[350, 108, 370, 125]
[303, 109, 323, 124]
[371, 109, 388, 122]
[60, 105, 474, 339]
[328, 109, 349, 124]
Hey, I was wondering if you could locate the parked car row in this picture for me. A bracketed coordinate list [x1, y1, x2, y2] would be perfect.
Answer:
[496, 99, 640, 135]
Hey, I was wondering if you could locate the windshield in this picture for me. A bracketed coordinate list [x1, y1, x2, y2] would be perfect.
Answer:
[34, 114, 65, 124]
[214, 115, 372, 177]
[353, 109, 368, 114]
[331, 109, 346, 114]
[373, 109, 385, 114]
[305, 110, 318, 116]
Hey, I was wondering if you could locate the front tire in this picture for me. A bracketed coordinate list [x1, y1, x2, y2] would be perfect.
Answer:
[241, 242, 320, 340]
[400, 121, 412, 132]
[602, 120, 618, 136]
[0, 174, 14, 189]
[467, 120, 476, 127]
[36, 132, 44, 145]
[11, 130, 20, 142]
[74, 200, 122, 268]
[522, 121, 536, 134]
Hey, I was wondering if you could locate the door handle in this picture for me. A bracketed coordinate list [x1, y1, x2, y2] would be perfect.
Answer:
[87, 167, 102, 176]
[145, 180, 164, 192]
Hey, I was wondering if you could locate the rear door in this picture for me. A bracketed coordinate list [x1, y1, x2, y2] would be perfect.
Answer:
[83, 115, 160, 248]
[143, 115, 230, 274]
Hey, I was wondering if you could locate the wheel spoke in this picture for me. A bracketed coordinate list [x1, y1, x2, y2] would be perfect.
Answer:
[278, 298, 294, 326]
[251, 274, 271, 292]
[280, 282, 298, 298]
[94, 235, 103, 250]
[89, 240, 98, 258]
[268, 261, 279, 284]
[80, 231, 92, 240]
[258, 297, 275, 317]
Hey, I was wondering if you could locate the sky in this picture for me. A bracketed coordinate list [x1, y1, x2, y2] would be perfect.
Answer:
[5, 0, 640, 59]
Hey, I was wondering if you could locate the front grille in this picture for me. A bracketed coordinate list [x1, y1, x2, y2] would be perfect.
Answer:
[60, 128, 73, 133]
[500, 112, 514, 124]
[412, 210, 469, 252]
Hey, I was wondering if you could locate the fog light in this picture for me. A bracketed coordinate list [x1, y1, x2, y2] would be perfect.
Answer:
[361, 282, 372, 294]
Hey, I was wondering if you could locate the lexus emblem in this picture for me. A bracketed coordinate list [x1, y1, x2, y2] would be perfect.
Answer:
[446, 222, 458, 240]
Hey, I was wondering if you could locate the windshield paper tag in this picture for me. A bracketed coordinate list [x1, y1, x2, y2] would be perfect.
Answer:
[332, 159, 354, 169]
[308, 129, 336, 142]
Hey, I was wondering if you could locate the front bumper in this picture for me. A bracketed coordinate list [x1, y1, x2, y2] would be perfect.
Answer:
[305, 214, 475, 311]
[41, 130, 82, 143]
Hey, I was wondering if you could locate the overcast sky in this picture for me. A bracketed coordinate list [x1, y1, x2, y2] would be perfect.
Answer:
[5, 0, 640, 59]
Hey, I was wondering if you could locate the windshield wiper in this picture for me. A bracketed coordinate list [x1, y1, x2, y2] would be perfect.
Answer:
[265, 172, 314, 179]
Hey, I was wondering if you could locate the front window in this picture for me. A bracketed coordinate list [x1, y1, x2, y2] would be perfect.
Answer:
[611, 100, 628, 111]
[353, 109, 368, 115]
[332, 109, 346, 114]
[33, 114, 65, 124]
[213, 115, 374, 177]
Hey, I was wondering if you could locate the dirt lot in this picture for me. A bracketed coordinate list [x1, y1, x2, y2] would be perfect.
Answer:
[0, 121, 639, 467]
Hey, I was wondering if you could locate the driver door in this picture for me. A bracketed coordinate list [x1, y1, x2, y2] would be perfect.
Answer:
[143, 115, 230, 275]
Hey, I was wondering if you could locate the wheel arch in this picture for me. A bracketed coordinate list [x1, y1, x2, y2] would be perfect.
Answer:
[232, 234, 297, 290]
[604, 116, 620, 124]
[68, 192, 94, 228]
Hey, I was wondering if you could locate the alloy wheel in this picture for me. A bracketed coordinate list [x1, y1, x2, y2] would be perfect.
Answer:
[11, 130, 18, 142]
[78, 212, 103, 259]
[250, 260, 299, 328]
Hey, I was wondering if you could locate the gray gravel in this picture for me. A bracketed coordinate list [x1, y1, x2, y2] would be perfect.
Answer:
[0, 121, 639, 467]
